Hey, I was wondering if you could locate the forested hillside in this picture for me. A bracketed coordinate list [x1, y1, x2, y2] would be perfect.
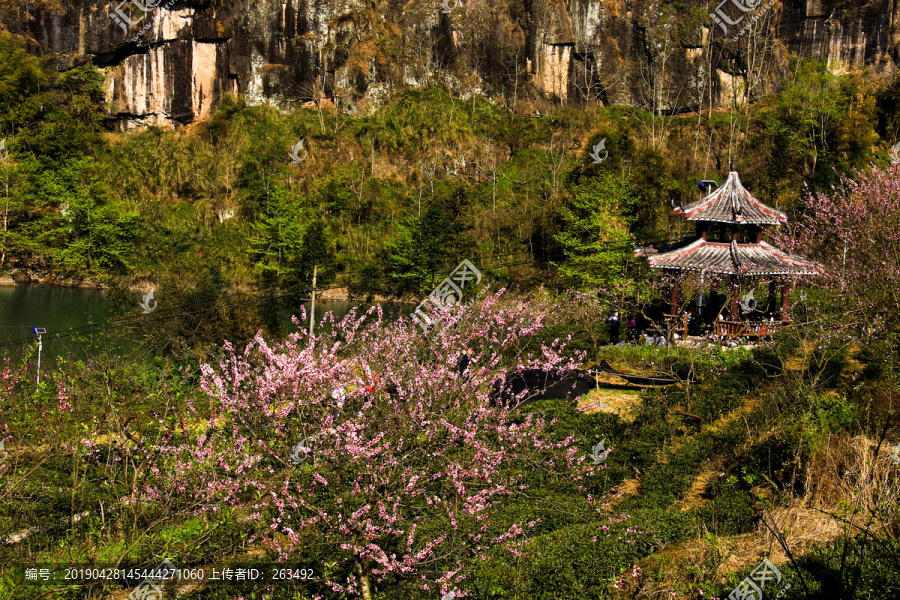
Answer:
[0, 34, 893, 304]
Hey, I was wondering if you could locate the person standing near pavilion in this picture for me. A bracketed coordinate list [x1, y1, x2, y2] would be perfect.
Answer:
[626, 314, 638, 342]
[606, 311, 621, 344]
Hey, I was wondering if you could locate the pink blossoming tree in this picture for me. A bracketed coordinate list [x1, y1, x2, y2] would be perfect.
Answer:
[131, 292, 622, 598]
[775, 164, 900, 336]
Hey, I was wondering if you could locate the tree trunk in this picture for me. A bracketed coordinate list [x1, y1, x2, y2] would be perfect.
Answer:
[356, 560, 373, 600]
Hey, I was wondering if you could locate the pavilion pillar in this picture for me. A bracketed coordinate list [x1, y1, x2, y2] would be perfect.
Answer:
[767, 280, 777, 315]
[780, 283, 791, 321]
[730, 279, 740, 320]
[670, 284, 680, 316]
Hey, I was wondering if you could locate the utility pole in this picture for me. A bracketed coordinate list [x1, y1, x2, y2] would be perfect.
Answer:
[33, 327, 45, 386]
[309, 264, 317, 338]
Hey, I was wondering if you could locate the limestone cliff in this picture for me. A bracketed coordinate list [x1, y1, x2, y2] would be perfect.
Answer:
[0, 0, 896, 127]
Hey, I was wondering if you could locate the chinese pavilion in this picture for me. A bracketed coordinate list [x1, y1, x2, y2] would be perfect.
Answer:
[637, 171, 818, 338]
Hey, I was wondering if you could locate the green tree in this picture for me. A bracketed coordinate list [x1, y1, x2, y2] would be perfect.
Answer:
[766, 59, 844, 183]
[762, 60, 879, 202]
[0, 36, 51, 131]
[383, 219, 426, 293]
[554, 172, 635, 288]
[247, 185, 306, 278]
[627, 146, 672, 241]
[415, 191, 463, 286]
[247, 184, 335, 316]
[283, 218, 336, 306]
[383, 185, 474, 294]
[0, 154, 30, 269]
[1, 36, 107, 161]
[49, 159, 137, 277]
[0, 156, 135, 278]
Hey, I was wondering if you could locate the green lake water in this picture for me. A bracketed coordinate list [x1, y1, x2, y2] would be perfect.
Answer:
[0, 284, 411, 369]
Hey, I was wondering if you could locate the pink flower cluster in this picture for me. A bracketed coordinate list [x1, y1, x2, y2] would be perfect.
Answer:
[130, 292, 618, 596]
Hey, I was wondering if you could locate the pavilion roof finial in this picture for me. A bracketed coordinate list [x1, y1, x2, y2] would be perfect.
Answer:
[676, 171, 786, 226]
[640, 172, 817, 278]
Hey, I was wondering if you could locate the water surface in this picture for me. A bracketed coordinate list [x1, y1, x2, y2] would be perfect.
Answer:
[0, 285, 410, 367]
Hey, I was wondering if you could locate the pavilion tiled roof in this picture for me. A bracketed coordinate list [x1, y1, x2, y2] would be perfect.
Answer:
[643, 239, 819, 276]
[675, 171, 787, 225]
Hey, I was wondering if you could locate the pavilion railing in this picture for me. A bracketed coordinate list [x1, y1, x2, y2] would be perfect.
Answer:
[663, 316, 792, 339]
[714, 320, 791, 338]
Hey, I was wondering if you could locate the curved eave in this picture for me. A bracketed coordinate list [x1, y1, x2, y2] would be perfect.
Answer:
[685, 216, 783, 225]
[648, 265, 819, 276]
[645, 239, 820, 277]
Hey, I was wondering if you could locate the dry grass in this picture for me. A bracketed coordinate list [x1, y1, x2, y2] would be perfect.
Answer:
[578, 384, 643, 421]
[798, 434, 900, 539]
[676, 457, 726, 511]
[577, 363, 669, 422]
[635, 433, 900, 595]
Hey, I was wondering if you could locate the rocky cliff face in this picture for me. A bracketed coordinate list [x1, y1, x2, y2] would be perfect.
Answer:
[0, 0, 897, 128]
